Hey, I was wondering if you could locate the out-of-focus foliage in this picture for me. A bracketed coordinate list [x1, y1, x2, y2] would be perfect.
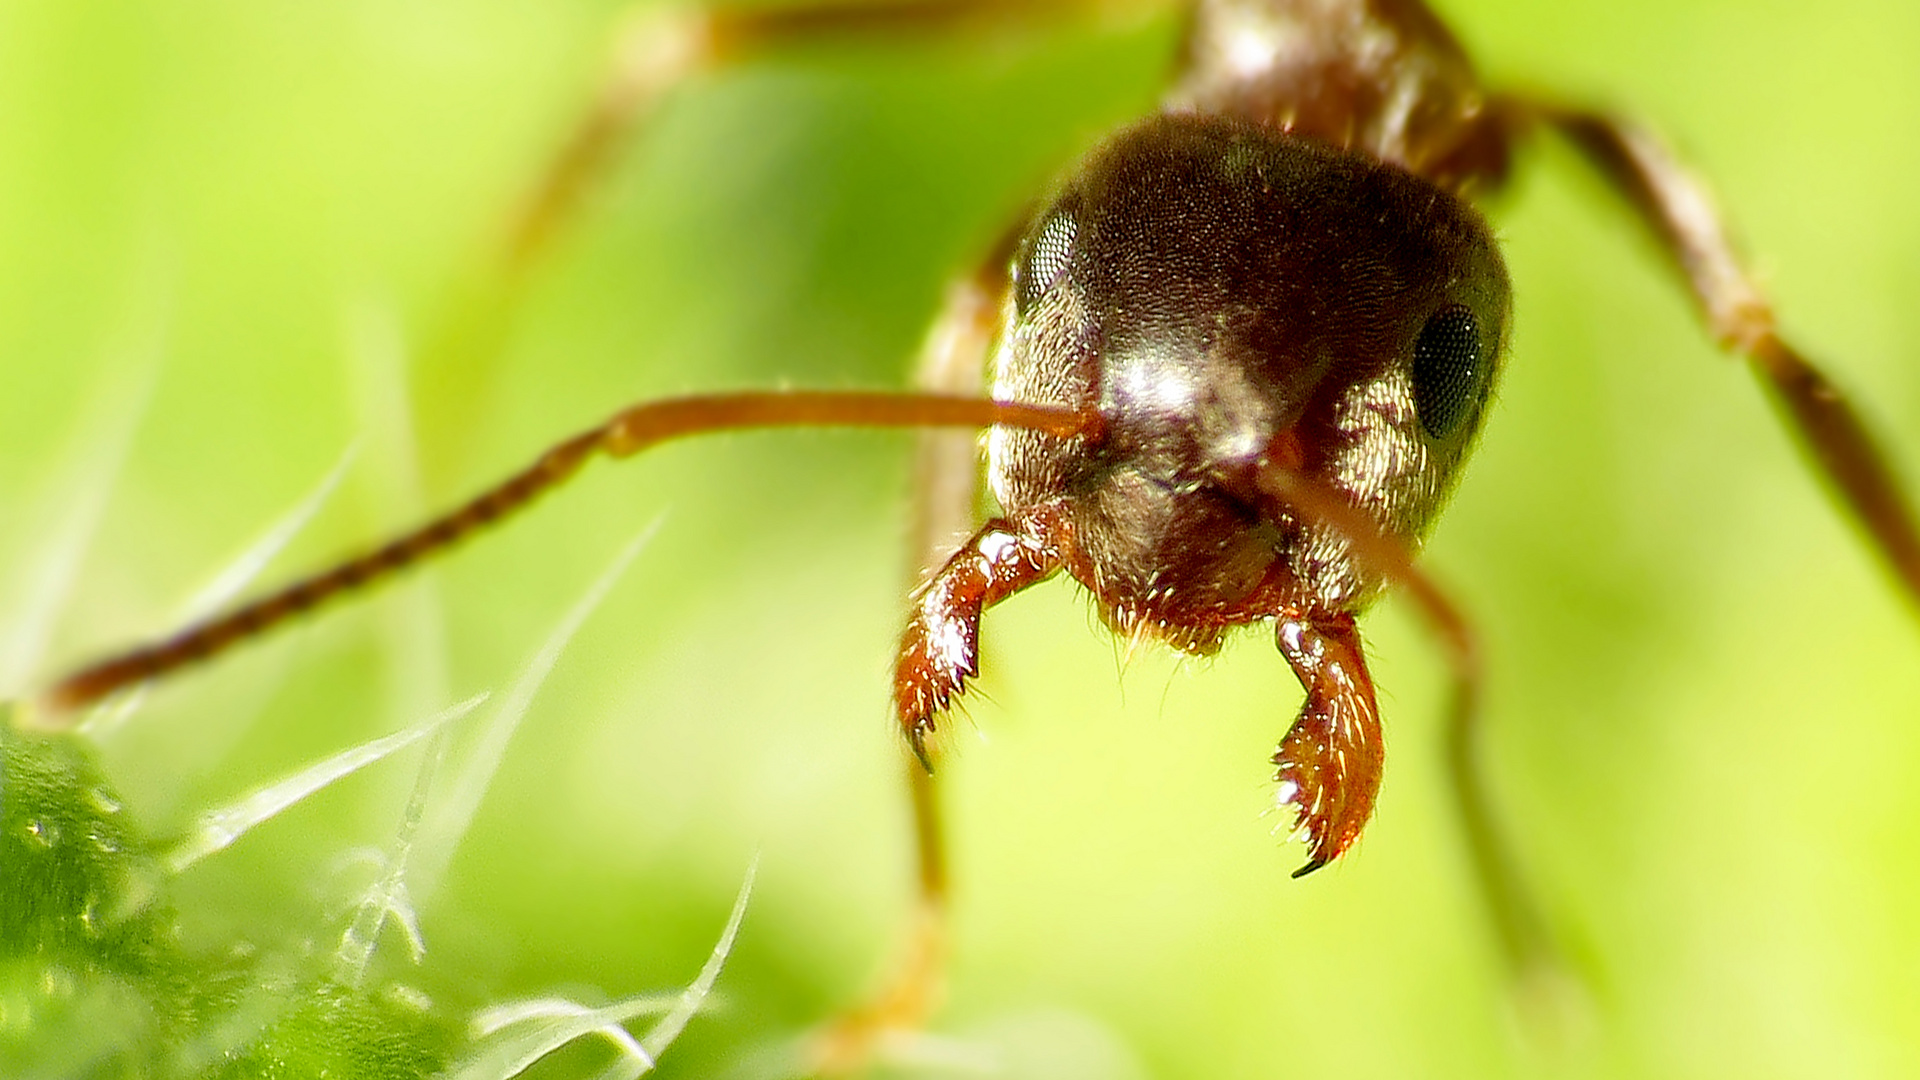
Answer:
[0, 715, 461, 1078]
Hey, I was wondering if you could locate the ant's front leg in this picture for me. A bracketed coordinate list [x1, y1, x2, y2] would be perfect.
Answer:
[806, 514, 1060, 1074]
[806, 251, 1003, 1074]
[810, 239, 1037, 1074]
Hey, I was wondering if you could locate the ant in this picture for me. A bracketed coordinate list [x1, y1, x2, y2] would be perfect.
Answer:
[9, 0, 1920, 1075]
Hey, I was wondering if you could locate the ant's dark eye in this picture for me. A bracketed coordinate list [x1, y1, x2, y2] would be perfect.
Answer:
[1410, 304, 1485, 438]
[1015, 209, 1077, 317]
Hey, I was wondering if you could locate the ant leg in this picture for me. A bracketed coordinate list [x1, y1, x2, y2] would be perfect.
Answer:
[427, 0, 1141, 463]
[1521, 100, 1920, 608]
[810, 514, 1061, 1073]
[27, 393, 1088, 726]
[502, 0, 1150, 278]
[896, 251, 1032, 748]
[498, 7, 711, 276]
[805, 259, 1006, 1071]
[905, 261, 1013, 580]
[898, 267, 1010, 905]
[1254, 460, 1559, 980]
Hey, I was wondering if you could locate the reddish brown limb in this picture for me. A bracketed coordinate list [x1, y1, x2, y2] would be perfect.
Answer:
[31, 392, 1089, 723]
[1525, 100, 1920, 610]
[507, 0, 1148, 277]
[905, 261, 1014, 580]
[894, 517, 1063, 769]
[906, 756, 950, 908]
[805, 764, 952, 1075]
[814, 436, 1057, 1070]
[706, 0, 1152, 54]
[503, 8, 715, 274]
[802, 261, 1011, 1072]
[441, 0, 1133, 471]
[1254, 459, 1557, 976]
[1272, 612, 1383, 876]
[1437, 658, 1558, 982]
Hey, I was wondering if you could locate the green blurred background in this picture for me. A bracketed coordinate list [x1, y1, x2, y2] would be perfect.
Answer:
[4, 0, 1920, 1076]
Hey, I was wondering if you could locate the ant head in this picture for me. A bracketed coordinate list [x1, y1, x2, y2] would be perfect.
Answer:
[990, 113, 1509, 643]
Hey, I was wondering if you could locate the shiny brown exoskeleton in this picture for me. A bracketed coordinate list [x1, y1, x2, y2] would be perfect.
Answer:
[28, 0, 1920, 1066]
[898, 112, 1509, 872]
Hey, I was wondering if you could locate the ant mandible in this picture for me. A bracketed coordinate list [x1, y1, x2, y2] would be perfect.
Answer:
[19, 0, 1920, 1071]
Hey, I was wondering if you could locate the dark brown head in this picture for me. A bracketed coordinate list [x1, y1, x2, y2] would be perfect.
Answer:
[988, 113, 1509, 648]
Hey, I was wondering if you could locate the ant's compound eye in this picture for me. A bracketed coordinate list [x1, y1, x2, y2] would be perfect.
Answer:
[1015, 209, 1078, 317]
[1410, 304, 1486, 438]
